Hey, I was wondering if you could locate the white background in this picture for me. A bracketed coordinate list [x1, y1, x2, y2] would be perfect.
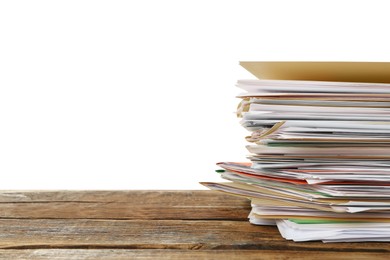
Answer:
[1, 0, 390, 189]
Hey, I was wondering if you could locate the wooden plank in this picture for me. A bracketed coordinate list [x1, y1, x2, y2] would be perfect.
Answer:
[0, 202, 249, 220]
[0, 190, 250, 220]
[0, 190, 388, 256]
[0, 249, 388, 260]
[0, 219, 388, 252]
[0, 190, 248, 205]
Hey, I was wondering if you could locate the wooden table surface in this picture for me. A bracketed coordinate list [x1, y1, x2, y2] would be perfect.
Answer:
[0, 190, 388, 259]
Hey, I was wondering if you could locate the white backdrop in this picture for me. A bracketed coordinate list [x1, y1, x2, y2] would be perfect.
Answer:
[1, 0, 390, 189]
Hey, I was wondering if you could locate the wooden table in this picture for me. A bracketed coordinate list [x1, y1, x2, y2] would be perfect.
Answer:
[0, 190, 388, 259]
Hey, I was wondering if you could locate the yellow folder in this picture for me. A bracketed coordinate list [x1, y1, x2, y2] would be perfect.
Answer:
[240, 61, 390, 83]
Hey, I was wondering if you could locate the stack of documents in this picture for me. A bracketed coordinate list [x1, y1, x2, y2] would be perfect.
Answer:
[202, 62, 390, 242]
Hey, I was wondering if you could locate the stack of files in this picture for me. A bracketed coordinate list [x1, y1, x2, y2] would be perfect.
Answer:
[202, 62, 390, 242]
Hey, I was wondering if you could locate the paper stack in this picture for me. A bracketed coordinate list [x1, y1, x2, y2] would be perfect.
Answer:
[202, 62, 390, 242]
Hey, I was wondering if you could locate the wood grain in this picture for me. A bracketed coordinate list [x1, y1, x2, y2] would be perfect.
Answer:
[0, 202, 250, 220]
[0, 249, 387, 260]
[0, 190, 387, 259]
[0, 219, 388, 252]
[0, 190, 250, 220]
[0, 190, 247, 204]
